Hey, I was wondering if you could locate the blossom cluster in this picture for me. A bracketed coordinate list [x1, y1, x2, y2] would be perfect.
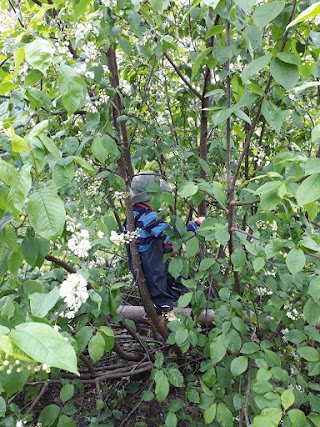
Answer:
[253, 150, 270, 167]
[88, 255, 106, 269]
[256, 219, 277, 231]
[70, 22, 93, 39]
[66, 215, 81, 233]
[284, 304, 303, 321]
[82, 41, 100, 64]
[59, 273, 89, 318]
[110, 229, 141, 245]
[54, 40, 73, 61]
[256, 287, 273, 296]
[67, 229, 92, 258]
[75, 168, 89, 183]
[85, 178, 102, 197]
[265, 269, 276, 277]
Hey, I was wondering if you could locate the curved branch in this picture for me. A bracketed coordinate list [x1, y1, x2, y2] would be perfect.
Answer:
[45, 255, 76, 273]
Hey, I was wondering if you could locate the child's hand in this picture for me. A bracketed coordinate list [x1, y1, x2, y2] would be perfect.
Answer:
[196, 216, 206, 225]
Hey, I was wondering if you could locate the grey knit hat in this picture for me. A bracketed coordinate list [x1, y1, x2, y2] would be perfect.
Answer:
[130, 171, 171, 204]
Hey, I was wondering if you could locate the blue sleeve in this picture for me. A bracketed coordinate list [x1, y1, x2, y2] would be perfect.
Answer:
[187, 221, 200, 233]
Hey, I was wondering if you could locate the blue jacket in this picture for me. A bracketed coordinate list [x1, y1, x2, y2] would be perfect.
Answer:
[126, 203, 200, 313]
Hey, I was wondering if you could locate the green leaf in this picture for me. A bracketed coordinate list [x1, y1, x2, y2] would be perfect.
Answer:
[285, 329, 307, 344]
[253, 257, 265, 273]
[286, 248, 305, 275]
[58, 65, 86, 115]
[0, 396, 6, 417]
[240, 54, 272, 82]
[99, 326, 115, 352]
[255, 181, 283, 196]
[0, 162, 18, 186]
[270, 58, 299, 90]
[276, 52, 301, 66]
[231, 248, 247, 272]
[0, 366, 29, 395]
[72, 156, 95, 173]
[311, 125, 320, 144]
[210, 335, 226, 364]
[216, 402, 234, 427]
[304, 298, 320, 325]
[56, 415, 76, 427]
[191, 47, 213, 80]
[186, 236, 199, 257]
[210, 181, 227, 205]
[175, 327, 188, 346]
[167, 368, 184, 387]
[199, 258, 216, 271]
[73, 0, 90, 20]
[165, 411, 177, 427]
[305, 202, 318, 222]
[88, 332, 105, 363]
[0, 81, 18, 95]
[91, 135, 120, 163]
[281, 389, 295, 410]
[252, 408, 282, 427]
[25, 38, 54, 75]
[202, 0, 220, 8]
[179, 182, 198, 198]
[28, 189, 66, 240]
[38, 404, 60, 426]
[40, 134, 61, 158]
[10, 323, 79, 375]
[154, 370, 169, 402]
[297, 346, 320, 362]
[75, 326, 93, 353]
[29, 287, 60, 318]
[53, 160, 75, 190]
[215, 228, 230, 245]
[168, 258, 183, 279]
[204, 403, 217, 425]
[0, 335, 33, 362]
[25, 69, 43, 86]
[261, 101, 287, 133]
[8, 165, 32, 213]
[309, 277, 320, 303]
[305, 158, 320, 174]
[177, 292, 193, 308]
[231, 356, 248, 376]
[4, 125, 30, 153]
[252, 1, 285, 28]
[60, 384, 75, 403]
[241, 342, 260, 354]
[296, 173, 320, 206]
[234, 0, 255, 13]
[288, 409, 307, 426]
[287, 2, 320, 29]
[28, 120, 49, 139]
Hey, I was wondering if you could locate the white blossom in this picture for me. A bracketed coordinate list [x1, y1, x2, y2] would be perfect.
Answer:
[256, 287, 273, 296]
[97, 230, 104, 239]
[67, 230, 92, 258]
[59, 273, 89, 316]
[110, 229, 140, 245]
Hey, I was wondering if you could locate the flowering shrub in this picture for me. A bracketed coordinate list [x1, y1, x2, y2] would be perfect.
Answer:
[1, 0, 320, 426]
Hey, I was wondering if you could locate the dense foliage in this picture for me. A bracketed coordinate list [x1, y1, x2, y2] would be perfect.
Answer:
[1, 0, 320, 426]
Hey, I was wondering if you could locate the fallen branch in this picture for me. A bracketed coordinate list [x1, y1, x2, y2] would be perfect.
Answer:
[116, 306, 214, 325]
[28, 361, 154, 385]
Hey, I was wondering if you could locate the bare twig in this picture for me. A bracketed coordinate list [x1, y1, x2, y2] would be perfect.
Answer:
[80, 353, 96, 377]
[27, 381, 49, 413]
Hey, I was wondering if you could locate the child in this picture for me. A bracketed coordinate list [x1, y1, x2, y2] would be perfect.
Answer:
[127, 171, 204, 322]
